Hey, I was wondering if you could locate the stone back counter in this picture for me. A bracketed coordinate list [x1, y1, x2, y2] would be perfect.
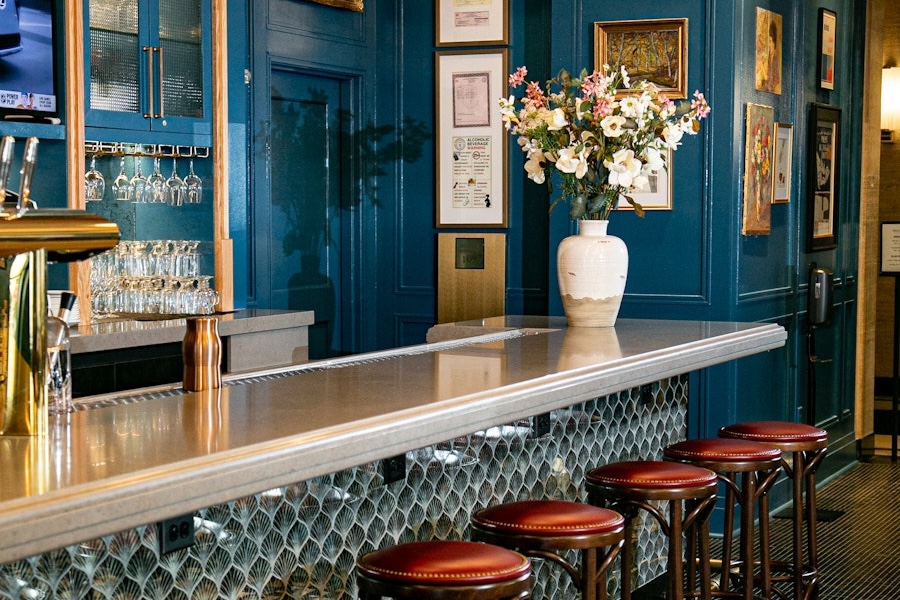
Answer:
[0, 316, 786, 598]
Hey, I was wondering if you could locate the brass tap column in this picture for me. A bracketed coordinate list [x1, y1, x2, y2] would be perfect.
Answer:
[0, 250, 47, 436]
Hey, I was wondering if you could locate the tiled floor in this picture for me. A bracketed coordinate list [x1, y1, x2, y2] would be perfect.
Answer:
[764, 459, 900, 600]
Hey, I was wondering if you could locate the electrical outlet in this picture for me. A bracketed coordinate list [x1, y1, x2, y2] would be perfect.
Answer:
[532, 412, 551, 437]
[158, 514, 195, 554]
[381, 454, 406, 485]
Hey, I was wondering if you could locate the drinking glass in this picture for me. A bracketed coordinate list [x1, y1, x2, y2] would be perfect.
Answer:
[130, 157, 148, 203]
[84, 155, 105, 202]
[112, 157, 133, 202]
[147, 157, 167, 204]
[166, 158, 186, 206]
[184, 158, 203, 204]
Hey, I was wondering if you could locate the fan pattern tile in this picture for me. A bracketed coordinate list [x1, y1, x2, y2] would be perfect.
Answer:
[0, 376, 688, 599]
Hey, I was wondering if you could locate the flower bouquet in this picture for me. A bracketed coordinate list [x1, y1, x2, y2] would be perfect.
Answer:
[499, 65, 711, 220]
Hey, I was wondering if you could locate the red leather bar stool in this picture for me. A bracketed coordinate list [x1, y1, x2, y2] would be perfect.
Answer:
[664, 438, 783, 600]
[719, 421, 828, 600]
[355, 539, 531, 599]
[584, 461, 719, 600]
[470, 499, 625, 600]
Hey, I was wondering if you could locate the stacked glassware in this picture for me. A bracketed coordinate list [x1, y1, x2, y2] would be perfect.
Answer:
[91, 240, 219, 317]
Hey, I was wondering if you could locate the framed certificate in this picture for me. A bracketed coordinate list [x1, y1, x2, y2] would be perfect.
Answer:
[435, 50, 508, 227]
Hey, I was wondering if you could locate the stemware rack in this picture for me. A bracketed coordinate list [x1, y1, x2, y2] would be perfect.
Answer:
[84, 141, 210, 159]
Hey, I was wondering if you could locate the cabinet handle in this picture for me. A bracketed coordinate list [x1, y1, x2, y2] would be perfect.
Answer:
[156, 46, 165, 120]
[143, 46, 155, 119]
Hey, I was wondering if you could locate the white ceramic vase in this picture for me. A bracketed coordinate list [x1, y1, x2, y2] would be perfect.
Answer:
[556, 219, 628, 327]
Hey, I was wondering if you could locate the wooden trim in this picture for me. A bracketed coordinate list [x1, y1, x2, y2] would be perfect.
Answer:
[64, 0, 92, 324]
[212, 0, 234, 311]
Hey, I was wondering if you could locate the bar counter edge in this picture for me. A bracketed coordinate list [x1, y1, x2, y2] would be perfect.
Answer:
[0, 316, 786, 565]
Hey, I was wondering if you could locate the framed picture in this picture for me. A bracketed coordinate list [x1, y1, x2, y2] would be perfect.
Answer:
[436, 0, 508, 47]
[754, 8, 782, 94]
[808, 103, 840, 251]
[818, 9, 836, 90]
[880, 222, 900, 274]
[436, 50, 508, 228]
[772, 122, 793, 204]
[618, 150, 673, 211]
[302, 0, 363, 11]
[742, 103, 774, 236]
[594, 18, 688, 99]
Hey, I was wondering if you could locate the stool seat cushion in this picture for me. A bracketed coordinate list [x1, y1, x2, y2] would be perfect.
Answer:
[719, 421, 828, 446]
[585, 460, 717, 489]
[473, 500, 624, 536]
[664, 438, 782, 463]
[357, 540, 530, 586]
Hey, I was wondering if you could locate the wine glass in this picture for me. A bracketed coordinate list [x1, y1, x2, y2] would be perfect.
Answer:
[166, 158, 186, 206]
[84, 155, 105, 202]
[130, 157, 148, 203]
[184, 158, 203, 204]
[112, 157, 133, 202]
[147, 157, 167, 203]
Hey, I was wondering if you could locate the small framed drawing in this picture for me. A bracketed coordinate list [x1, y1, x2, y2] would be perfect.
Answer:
[807, 103, 840, 251]
[818, 9, 836, 90]
[435, 50, 508, 228]
[594, 18, 688, 99]
[618, 150, 673, 211]
[742, 103, 775, 236]
[772, 122, 793, 204]
[436, 0, 508, 47]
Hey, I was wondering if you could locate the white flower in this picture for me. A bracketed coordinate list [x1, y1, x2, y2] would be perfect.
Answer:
[600, 115, 627, 138]
[604, 148, 643, 189]
[642, 146, 666, 172]
[662, 123, 685, 148]
[555, 146, 589, 178]
[544, 107, 568, 130]
[619, 96, 643, 119]
[631, 174, 650, 192]
[524, 150, 546, 184]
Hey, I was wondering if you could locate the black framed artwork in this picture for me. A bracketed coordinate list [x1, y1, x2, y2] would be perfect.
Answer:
[807, 103, 840, 251]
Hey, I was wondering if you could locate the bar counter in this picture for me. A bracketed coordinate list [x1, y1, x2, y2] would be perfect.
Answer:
[0, 316, 786, 568]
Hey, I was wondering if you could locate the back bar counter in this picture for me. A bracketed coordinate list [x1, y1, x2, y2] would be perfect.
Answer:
[0, 316, 786, 598]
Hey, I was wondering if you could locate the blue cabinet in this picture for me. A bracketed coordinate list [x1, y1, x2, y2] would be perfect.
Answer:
[84, 0, 211, 143]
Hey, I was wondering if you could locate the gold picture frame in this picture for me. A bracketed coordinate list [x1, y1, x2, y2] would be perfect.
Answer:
[742, 103, 775, 236]
[772, 122, 793, 204]
[303, 0, 363, 11]
[594, 18, 688, 99]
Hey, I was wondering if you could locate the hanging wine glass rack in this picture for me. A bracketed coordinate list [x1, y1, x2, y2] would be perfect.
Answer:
[83, 141, 210, 159]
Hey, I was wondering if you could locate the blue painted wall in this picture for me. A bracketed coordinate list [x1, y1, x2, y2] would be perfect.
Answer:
[222, 0, 863, 479]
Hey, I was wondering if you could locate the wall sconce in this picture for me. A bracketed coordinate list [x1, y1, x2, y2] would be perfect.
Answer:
[882, 67, 900, 142]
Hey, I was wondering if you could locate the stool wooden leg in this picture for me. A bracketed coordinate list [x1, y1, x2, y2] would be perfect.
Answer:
[790, 451, 805, 600]
[669, 499, 685, 600]
[582, 547, 598, 600]
[758, 485, 773, 599]
[739, 470, 756, 600]
[720, 474, 736, 594]
[620, 506, 637, 600]
[804, 452, 820, 600]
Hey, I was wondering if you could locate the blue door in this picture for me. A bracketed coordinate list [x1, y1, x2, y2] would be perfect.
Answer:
[255, 69, 345, 359]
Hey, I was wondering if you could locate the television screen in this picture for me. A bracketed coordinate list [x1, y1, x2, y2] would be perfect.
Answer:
[0, 0, 58, 121]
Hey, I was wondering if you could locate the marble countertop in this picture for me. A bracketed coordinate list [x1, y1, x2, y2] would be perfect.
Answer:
[0, 316, 786, 563]
[69, 309, 315, 353]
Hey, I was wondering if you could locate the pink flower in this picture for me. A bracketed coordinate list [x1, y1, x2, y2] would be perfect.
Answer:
[692, 91, 711, 119]
[509, 66, 528, 88]
[525, 81, 548, 108]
